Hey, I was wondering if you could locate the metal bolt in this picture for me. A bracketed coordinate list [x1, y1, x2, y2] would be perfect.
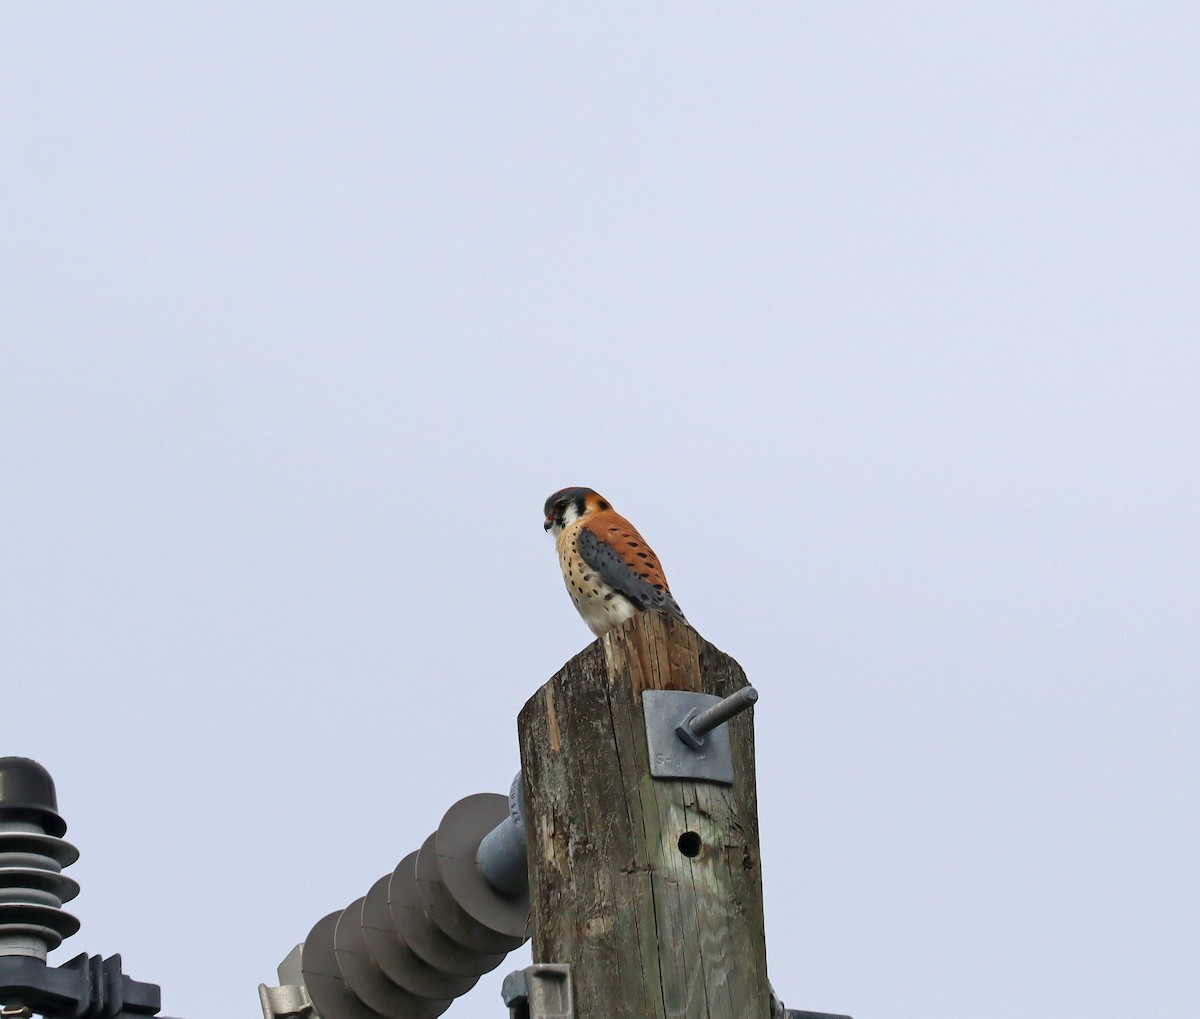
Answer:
[676, 686, 759, 749]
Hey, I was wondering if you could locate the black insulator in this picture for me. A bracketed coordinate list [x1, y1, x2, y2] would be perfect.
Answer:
[0, 758, 81, 959]
[0, 758, 67, 838]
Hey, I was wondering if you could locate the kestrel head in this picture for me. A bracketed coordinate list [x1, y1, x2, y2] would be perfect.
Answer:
[543, 486, 611, 536]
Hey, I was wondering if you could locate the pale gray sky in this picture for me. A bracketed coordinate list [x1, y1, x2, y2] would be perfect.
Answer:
[3, 5, 1197, 1018]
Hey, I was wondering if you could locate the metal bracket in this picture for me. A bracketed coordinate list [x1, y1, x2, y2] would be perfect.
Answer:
[643, 687, 758, 785]
[257, 983, 313, 1019]
[770, 981, 854, 1019]
[0, 953, 162, 1019]
[258, 944, 314, 1019]
[785, 1011, 854, 1019]
[501, 964, 573, 1019]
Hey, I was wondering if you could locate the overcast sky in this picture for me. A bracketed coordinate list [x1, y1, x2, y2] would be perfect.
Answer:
[3, 5, 1197, 1019]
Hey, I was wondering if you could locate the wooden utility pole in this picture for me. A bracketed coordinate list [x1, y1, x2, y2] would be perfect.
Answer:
[518, 611, 770, 1018]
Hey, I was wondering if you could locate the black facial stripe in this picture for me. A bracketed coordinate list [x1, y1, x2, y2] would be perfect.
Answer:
[544, 487, 596, 517]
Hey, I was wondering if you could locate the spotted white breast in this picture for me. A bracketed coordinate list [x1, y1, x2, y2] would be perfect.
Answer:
[555, 517, 641, 636]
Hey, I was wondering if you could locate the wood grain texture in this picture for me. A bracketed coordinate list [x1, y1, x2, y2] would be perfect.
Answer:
[518, 611, 770, 1018]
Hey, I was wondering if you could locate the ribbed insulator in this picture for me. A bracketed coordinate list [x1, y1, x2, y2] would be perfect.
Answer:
[297, 792, 529, 1019]
[0, 758, 81, 959]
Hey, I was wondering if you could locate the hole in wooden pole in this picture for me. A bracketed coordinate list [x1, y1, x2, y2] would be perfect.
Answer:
[677, 831, 702, 858]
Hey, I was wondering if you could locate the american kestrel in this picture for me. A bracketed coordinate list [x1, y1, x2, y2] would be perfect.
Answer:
[543, 487, 686, 637]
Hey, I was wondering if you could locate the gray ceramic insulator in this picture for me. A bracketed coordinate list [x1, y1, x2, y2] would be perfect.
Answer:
[475, 773, 528, 898]
[0, 757, 81, 960]
[270, 788, 529, 1019]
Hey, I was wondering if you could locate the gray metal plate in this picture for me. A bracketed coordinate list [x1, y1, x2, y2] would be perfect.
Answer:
[643, 690, 735, 785]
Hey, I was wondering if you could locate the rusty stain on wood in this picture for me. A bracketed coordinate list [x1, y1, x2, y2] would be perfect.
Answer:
[545, 685, 561, 752]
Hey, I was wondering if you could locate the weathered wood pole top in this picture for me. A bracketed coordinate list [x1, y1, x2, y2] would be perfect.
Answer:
[518, 611, 770, 1019]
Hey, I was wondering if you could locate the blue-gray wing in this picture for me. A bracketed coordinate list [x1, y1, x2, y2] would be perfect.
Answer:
[578, 527, 687, 622]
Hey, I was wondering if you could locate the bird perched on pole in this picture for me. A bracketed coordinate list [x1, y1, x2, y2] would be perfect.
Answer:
[543, 487, 687, 637]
